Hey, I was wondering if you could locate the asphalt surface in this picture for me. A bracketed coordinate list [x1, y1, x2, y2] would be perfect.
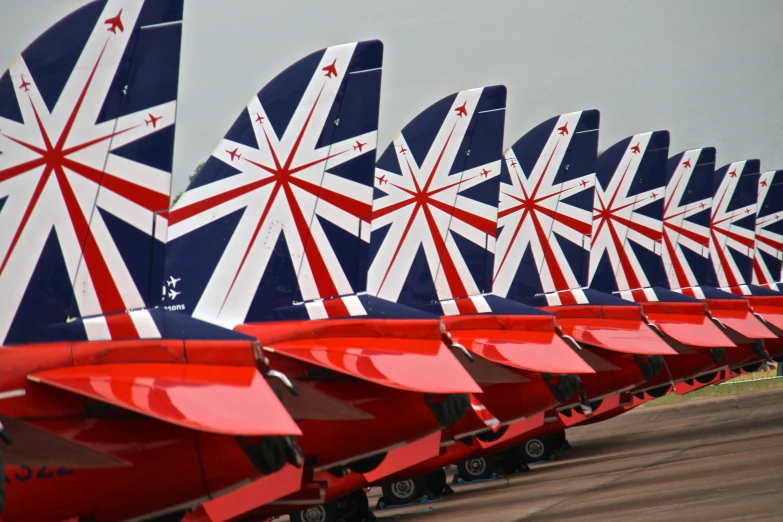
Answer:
[372, 388, 783, 522]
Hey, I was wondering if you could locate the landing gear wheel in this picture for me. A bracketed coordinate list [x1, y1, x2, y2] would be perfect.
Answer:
[381, 476, 427, 506]
[499, 448, 524, 475]
[521, 436, 552, 463]
[334, 489, 369, 522]
[293, 503, 338, 522]
[551, 430, 567, 450]
[456, 456, 491, 481]
[425, 468, 447, 497]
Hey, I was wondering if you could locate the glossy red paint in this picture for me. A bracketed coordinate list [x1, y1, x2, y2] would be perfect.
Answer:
[3, 418, 285, 522]
[443, 315, 596, 374]
[0, 339, 304, 521]
[31, 364, 300, 436]
[705, 299, 776, 341]
[543, 306, 678, 355]
[238, 319, 481, 394]
[640, 301, 735, 348]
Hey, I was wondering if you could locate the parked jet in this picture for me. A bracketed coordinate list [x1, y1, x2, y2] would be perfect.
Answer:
[0, 2, 303, 520]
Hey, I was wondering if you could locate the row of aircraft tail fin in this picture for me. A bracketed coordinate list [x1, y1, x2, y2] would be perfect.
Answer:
[2, 10, 783, 346]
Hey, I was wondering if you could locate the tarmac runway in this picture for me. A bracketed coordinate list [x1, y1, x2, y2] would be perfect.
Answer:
[372, 388, 783, 522]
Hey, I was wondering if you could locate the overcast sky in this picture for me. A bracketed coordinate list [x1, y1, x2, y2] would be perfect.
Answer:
[2, 0, 782, 198]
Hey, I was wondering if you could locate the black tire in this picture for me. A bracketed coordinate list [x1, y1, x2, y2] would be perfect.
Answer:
[425, 393, 470, 427]
[456, 456, 491, 481]
[550, 430, 567, 450]
[521, 436, 552, 463]
[498, 448, 524, 475]
[292, 502, 338, 522]
[695, 372, 718, 384]
[381, 476, 428, 505]
[347, 452, 387, 474]
[333, 489, 369, 522]
[425, 468, 447, 497]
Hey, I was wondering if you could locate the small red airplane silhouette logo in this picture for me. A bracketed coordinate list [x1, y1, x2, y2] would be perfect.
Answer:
[480, 168, 491, 178]
[376, 174, 387, 185]
[745, 209, 751, 214]
[353, 141, 366, 152]
[631, 143, 641, 154]
[557, 123, 569, 135]
[761, 179, 768, 187]
[104, 9, 124, 34]
[255, 113, 265, 124]
[18, 75, 31, 92]
[729, 170, 738, 178]
[507, 159, 517, 168]
[145, 113, 162, 128]
[454, 102, 468, 118]
[399, 145, 408, 156]
[226, 148, 241, 161]
[322, 59, 338, 79]
[580, 179, 589, 188]
[699, 202, 706, 209]
[651, 192, 658, 199]
[682, 159, 692, 168]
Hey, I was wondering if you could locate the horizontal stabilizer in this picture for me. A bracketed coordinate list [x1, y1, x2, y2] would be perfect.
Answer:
[0, 415, 128, 468]
[550, 306, 677, 355]
[642, 303, 735, 348]
[266, 337, 481, 394]
[30, 364, 301, 436]
[444, 315, 595, 374]
[706, 300, 776, 342]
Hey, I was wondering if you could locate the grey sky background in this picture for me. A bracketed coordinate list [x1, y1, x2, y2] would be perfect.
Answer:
[2, 0, 781, 199]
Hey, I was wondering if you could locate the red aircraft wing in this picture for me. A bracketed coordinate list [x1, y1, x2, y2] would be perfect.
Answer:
[30, 364, 301, 436]
[443, 315, 596, 374]
[547, 306, 678, 355]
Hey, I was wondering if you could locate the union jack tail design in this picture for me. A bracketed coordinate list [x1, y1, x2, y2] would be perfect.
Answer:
[661, 148, 715, 292]
[493, 110, 599, 305]
[588, 131, 670, 296]
[166, 41, 383, 328]
[707, 160, 761, 293]
[753, 170, 783, 290]
[367, 86, 506, 314]
[0, 0, 183, 345]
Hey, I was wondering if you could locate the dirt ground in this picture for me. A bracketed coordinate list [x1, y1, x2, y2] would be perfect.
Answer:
[371, 387, 783, 522]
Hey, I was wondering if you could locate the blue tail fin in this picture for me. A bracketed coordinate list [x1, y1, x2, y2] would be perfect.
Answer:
[753, 170, 783, 288]
[706, 160, 761, 288]
[0, 0, 183, 344]
[367, 86, 506, 312]
[662, 148, 716, 289]
[165, 41, 383, 327]
[493, 109, 599, 302]
[588, 131, 670, 294]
